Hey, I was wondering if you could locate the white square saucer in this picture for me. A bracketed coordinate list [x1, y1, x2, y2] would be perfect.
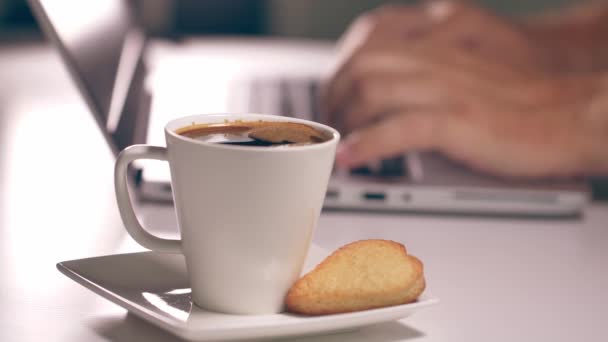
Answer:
[57, 245, 439, 341]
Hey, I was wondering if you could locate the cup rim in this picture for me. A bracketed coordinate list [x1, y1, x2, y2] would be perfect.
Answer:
[165, 113, 340, 152]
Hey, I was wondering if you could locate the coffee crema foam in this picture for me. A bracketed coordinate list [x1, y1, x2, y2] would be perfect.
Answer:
[175, 120, 332, 147]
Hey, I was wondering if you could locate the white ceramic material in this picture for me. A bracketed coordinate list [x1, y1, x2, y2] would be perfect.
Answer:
[56, 245, 439, 341]
[114, 114, 339, 314]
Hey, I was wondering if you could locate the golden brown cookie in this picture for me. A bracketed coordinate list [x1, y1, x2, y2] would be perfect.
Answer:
[285, 239, 425, 315]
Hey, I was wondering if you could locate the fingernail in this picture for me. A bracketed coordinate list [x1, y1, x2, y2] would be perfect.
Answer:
[426, 1, 454, 23]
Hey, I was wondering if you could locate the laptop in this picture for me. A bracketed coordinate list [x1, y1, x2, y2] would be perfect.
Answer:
[28, 0, 589, 217]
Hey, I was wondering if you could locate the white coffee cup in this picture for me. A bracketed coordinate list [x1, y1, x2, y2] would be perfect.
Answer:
[114, 114, 339, 314]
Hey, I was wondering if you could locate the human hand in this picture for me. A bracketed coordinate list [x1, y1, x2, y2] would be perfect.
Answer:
[323, 1, 608, 178]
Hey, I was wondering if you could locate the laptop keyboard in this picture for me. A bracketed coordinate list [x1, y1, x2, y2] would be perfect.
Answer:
[243, 77, 408, 178]
[350, 155, 408, 178]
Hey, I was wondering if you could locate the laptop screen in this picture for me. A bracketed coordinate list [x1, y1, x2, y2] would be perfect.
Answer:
[28, 0, 146, 154]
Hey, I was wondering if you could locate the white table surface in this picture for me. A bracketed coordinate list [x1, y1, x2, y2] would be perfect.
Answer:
[1, 41, 607, 342]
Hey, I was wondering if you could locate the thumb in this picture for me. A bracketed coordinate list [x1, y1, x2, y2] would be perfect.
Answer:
[336, 112, 440, 168]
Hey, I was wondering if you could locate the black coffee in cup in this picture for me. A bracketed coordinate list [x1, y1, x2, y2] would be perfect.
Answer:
[176, 120, 331, 147]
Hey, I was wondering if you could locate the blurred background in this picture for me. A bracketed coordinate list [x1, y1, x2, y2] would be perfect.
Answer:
[0, 0, 576, 41]
[1, 0, 605, 200]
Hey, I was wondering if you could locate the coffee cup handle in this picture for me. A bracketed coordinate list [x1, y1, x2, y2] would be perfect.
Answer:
[114, 145, 181, 253]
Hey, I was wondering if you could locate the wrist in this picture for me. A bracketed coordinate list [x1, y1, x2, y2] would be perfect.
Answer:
[519, 4, 608, 72]
[518, 23, 571, 72]
[579, 75, 608, 175]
